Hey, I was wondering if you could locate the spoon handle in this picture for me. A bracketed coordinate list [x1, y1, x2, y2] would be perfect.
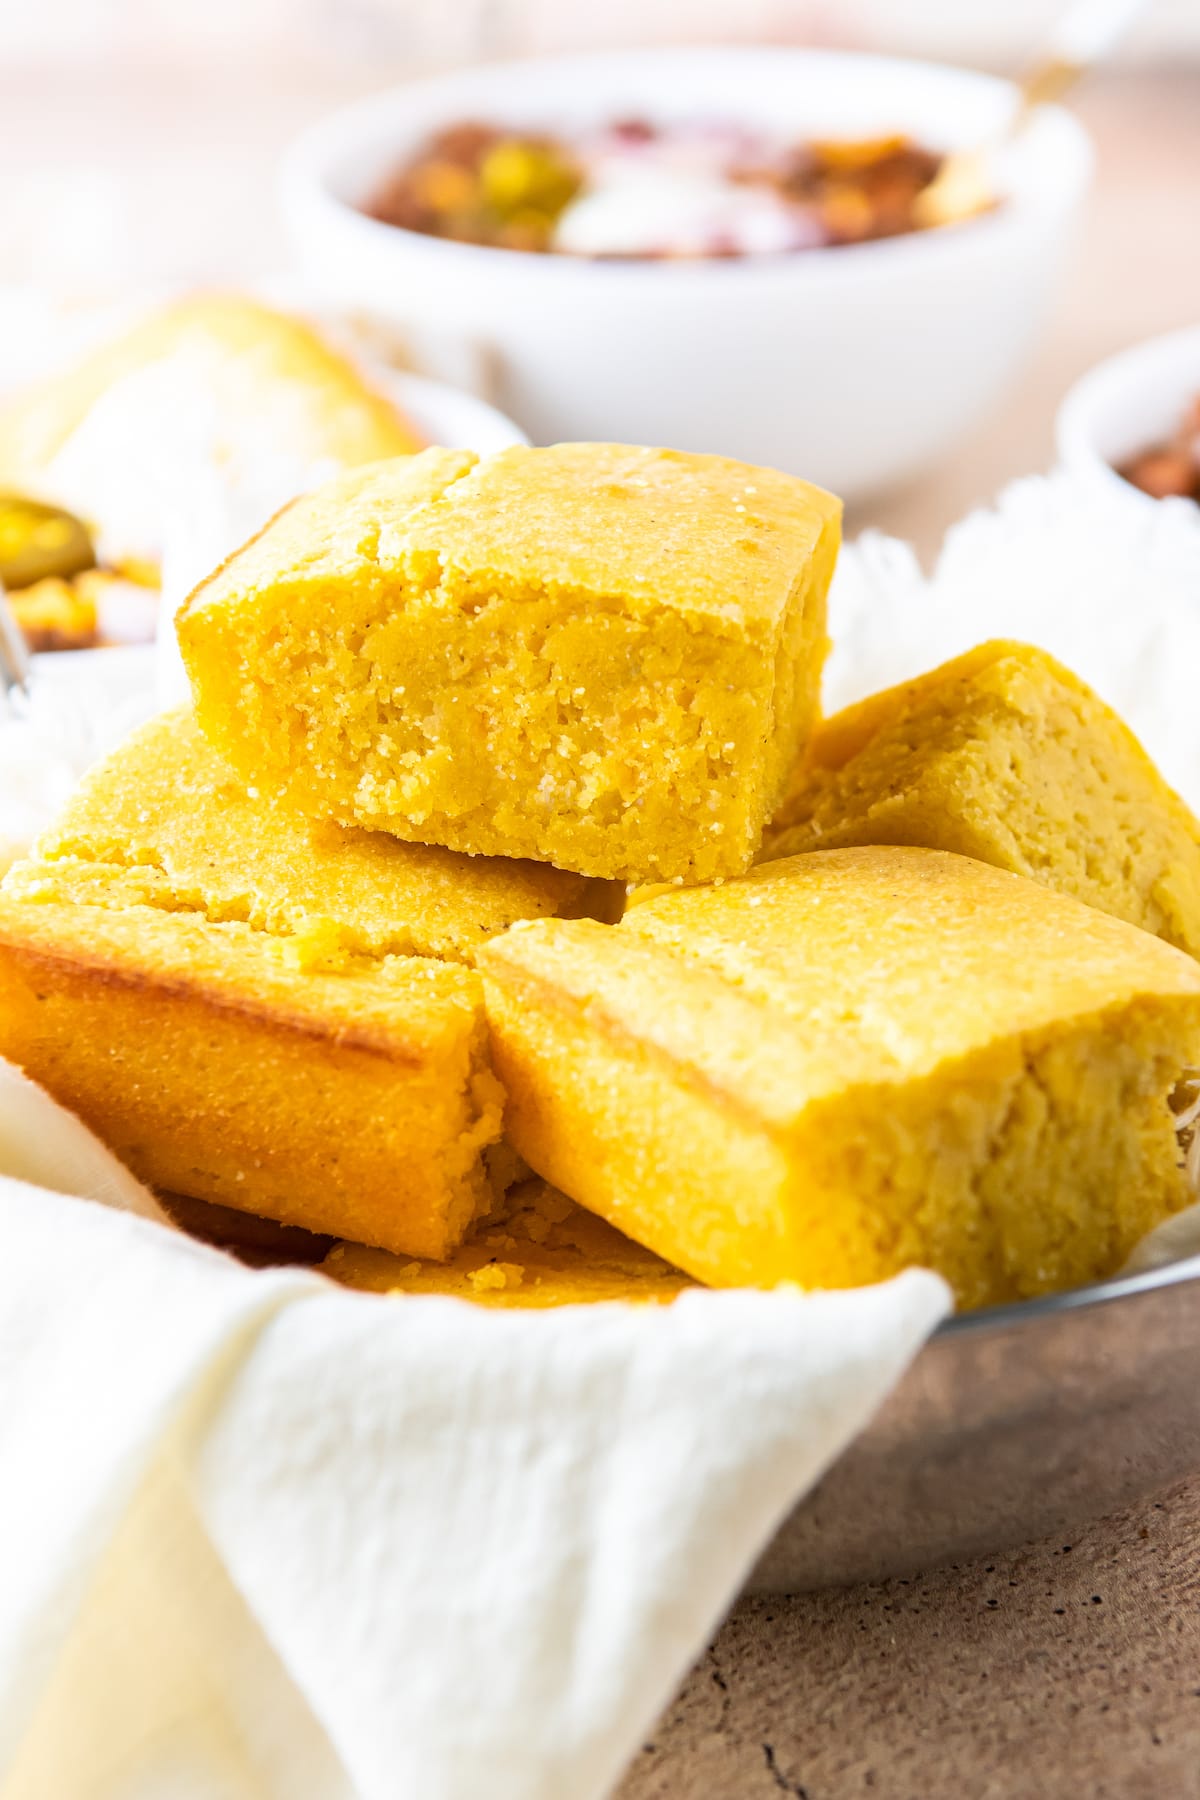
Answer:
[1021, 0, 1149, 111]
[0, 584, 31, 700]
[1047, 0, 1150, 68]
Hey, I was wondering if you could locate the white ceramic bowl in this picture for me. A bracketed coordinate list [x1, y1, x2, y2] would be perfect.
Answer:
[378, 364, 528, 455]
[1055, 322, 1200, 512]
[283, 47, 1093, 502]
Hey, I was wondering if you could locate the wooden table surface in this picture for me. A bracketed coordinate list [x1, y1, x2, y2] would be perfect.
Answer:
[620, 1480, 1200, 1798]
[5, 56, 1200, 1797]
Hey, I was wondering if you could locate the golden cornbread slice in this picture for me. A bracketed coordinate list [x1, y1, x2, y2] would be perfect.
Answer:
[0, 293, 422, 561]
[178, 443, 841, 884]
[322, 1178, 694, 1309]
[479, 847, 1200, 1311]
[0, 896, 501, 1257]
[0, 713, 613, 1252]
[12, 709, 609, 965]
[764, 641, 1200, 958]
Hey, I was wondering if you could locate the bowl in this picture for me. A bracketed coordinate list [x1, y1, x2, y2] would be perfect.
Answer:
[749, 1253, 1200, 1592]
[378, 363, 528, 456]
[1055, 321, 1200, 512]
[282, 47, 1093, 502]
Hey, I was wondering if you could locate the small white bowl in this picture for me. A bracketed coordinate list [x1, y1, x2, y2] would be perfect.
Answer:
[282, 47, 1093, 502]
[1055, 322, 1200, 512]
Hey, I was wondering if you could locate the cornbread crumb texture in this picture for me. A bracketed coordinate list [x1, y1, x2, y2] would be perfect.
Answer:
[16, 709, 607, 966]
[323, 1178, 694, 1309]
[766, 640, 1200, 958]
[179, 443, 841, 883]
[0, 890, 503, 1257]
[0, 291, 423, 503]
[479, 847, 1200, 1311]
[0, 708, 623, 1256]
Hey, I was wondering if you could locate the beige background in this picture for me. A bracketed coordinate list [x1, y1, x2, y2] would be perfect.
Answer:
[2, 67, 1198, 560]
[4, 0, 1200, 69]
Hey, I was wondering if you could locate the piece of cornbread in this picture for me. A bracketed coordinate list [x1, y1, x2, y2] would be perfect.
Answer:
[0, 714, 609, 1254]
[12, 709, 609, 964]
[479, 846, 1200, 1311]
[764, 641, 1200, 958]
[322, 1178, 694, 1309]
[179, 443, 841, 884]
[0, 294, 422, 563]
[0, 896, 501, 1256]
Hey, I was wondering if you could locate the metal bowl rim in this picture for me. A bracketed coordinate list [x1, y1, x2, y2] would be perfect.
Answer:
[935, 1249, 1200, 1340]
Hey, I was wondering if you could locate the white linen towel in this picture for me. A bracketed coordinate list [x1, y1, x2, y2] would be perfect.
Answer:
[826, 470, 1200, 808]
[0, 1069, 948, 1800]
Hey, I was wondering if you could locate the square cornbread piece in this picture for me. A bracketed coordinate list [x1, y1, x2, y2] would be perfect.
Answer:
[0, 292, 424, 517]
[11, 709, 611, 965]
[0, 713, 610, 1253]
[322, 1178, 694, 1310]
[0, 896, 501, 1257]
[178, 444, 841, 884]
[479, 847, 1200, 1311]
[764, 641, 1200, 958]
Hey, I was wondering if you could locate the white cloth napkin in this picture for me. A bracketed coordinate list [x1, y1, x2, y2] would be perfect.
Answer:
[829, 469, 1200, 811]
[0, 1063, 949, 1800]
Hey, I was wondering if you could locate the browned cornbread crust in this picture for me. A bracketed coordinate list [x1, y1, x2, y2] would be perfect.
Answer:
[0, 708, 617, 1255]
[0, 897, 502, 1256]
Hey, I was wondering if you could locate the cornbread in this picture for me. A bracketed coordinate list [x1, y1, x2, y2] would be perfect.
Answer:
[0, 713, 609, 1254]
[179, 443, 841, 883]
[322, 1178, 694, 1309]
[0, 896, 500, 1256]
[14, 709, 608, 964]
[764, 641, 1200, 958]
[479, 846, 1200, 1310]
[0, 293, 422, 565]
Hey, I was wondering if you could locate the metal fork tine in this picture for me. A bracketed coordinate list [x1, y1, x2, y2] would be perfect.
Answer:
[0, 581, 31, 701]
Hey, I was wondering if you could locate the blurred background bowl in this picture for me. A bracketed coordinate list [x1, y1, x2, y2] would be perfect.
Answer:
[283, 46, 1093, 500]
[1056, 320, 1200, 510]
[376, 363, 529, 455]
